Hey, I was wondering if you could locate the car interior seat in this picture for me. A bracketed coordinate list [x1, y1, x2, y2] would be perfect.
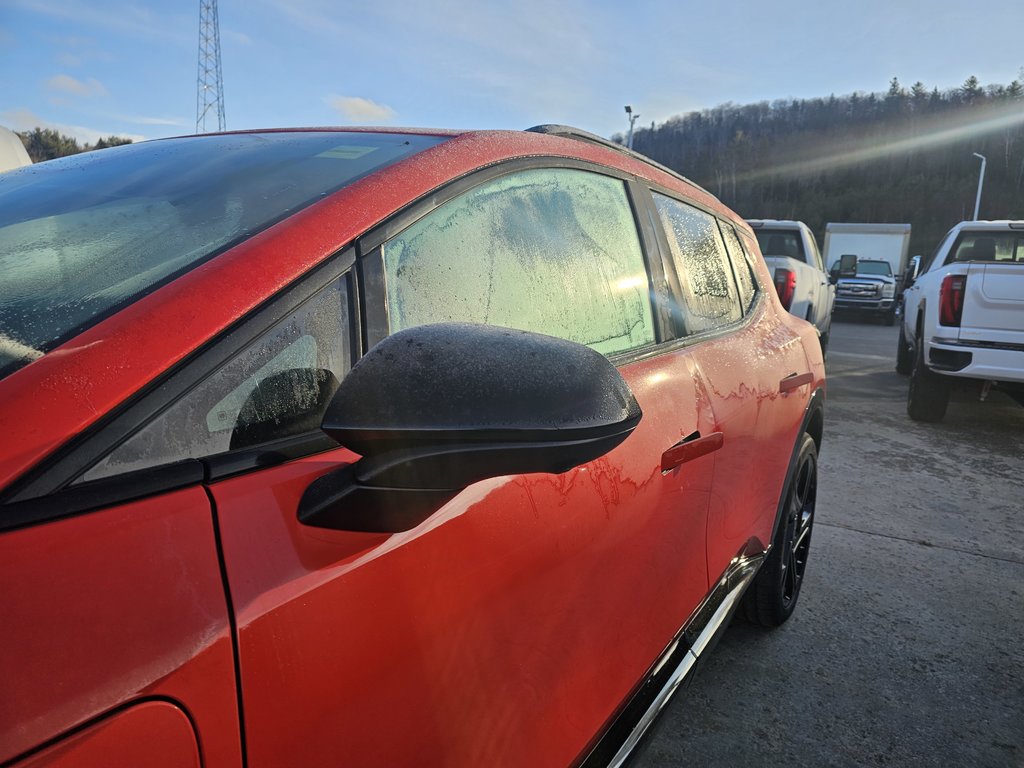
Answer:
[972, 237, 996, 261]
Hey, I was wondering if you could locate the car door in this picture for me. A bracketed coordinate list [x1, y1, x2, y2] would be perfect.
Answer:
[648, 193, 812, 584]
[206, 163, 718, 767]
[1, 455, 240, 768]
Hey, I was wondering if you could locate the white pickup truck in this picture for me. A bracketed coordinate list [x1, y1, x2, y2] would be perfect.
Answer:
[897, 220, 1024, 421]
[747, 219, 835, 350]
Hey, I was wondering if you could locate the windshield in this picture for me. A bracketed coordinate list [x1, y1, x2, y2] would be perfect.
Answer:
[856, 261, 893, 276]
[0, 131, 445, 380]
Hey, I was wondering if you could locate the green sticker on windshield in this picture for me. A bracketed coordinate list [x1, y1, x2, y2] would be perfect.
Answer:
[317, 145, 378, 160]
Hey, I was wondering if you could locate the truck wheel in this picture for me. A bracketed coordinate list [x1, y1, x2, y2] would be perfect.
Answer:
[907, 335, 949, 422]
[895, 325, 913, 375]
[884, 308, 896, 326]
[743, 433, 816, 628]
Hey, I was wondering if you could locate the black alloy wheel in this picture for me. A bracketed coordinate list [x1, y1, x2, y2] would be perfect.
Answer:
[743, 433, 817, 627]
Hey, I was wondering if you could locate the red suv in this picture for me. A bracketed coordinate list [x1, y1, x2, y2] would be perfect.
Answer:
[0, 126, 825, 767]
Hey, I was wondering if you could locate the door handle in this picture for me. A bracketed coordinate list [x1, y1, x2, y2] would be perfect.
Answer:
[779, 372, 813, 393]
[661, 430, 724, 472]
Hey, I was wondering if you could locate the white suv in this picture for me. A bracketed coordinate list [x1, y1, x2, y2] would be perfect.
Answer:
[748, 219, 835, 350]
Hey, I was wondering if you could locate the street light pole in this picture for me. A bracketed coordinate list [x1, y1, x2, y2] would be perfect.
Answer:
[972, 152, 986, 220]
[624, 105, 640, 150]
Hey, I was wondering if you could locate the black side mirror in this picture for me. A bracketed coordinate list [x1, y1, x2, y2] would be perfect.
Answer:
[838, 253, 858, 277]
[299, 323, 643, 533]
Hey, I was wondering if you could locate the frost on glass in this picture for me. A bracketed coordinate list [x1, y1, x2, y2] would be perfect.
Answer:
[0, 131, 443, 381]
[383, 169, 654, 356]
[82, 278, 350, 481]
[0, 199, 209, 371]
[653, 194, 741, 333]
[719, 223, 758, 313]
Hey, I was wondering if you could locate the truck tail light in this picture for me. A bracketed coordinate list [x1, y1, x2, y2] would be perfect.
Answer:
[939, 274, 967, 326]
[773, 268, 797, 311]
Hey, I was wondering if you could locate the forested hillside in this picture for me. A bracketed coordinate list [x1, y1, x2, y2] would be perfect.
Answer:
[16, 128, 132, 163]
[621, 76, 1024, 257]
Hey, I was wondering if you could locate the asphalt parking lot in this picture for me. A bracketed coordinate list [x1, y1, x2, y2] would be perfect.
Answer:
[635, 316, 1024, 767]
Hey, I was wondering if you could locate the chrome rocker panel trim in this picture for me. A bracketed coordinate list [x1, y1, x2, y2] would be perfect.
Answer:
[578, 548, 765, 768]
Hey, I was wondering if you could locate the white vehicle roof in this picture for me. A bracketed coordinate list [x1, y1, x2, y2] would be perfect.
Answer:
[0, 126, 31, 173]
[948, 220, 1024, 232]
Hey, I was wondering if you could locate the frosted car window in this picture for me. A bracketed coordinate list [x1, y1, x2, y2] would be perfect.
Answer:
[653, 194, 741, 333]
[719, 222, 758, 314]
[0, 131, 443, 381]
[81, 275, 351, 482]
[383, 168, 655, 356]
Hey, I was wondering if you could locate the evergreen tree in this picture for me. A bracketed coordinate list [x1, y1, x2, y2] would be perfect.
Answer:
[960, 75, 983, 103]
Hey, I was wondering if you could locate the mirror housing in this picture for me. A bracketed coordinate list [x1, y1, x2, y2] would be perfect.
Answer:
[299, 323, 643, 532]
[838, 253, 858, 277]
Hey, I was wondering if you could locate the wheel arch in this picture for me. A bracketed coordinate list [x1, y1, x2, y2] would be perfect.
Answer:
[768, 388, 824, 551]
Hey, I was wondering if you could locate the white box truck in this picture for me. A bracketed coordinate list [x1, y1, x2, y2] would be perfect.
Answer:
[823, 223, 912, 278]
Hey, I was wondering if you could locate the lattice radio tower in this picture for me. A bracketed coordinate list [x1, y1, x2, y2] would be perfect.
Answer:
[196, 0, 226, 133]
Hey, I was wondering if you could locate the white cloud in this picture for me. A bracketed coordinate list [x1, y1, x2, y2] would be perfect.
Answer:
[223, 29, 253, 46]
[46, 73, 108, 97]
[326, 95, 396, 124]
[1, 108, 143, 145]
[126, 116, 188, 127]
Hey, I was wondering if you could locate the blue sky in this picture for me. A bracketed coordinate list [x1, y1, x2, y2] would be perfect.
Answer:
[1, 0, 1022, 144]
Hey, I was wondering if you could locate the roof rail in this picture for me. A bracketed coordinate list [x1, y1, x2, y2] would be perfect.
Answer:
[525, 124, 711, 196]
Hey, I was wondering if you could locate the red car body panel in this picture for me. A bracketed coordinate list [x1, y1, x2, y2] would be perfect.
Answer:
[211, 352, 718, 767]
[0, 489, 241, 766]
[11, 701, 200, 768]
[0, 128, 825, 765]
[688, 300, 815, 582]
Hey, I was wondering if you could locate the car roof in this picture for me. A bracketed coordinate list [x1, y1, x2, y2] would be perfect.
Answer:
[949, 220, 1024, 232]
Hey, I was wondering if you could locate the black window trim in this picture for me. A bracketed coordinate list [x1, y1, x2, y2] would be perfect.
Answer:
[358, 156, 678, 366]
[1, 247, 360, 528]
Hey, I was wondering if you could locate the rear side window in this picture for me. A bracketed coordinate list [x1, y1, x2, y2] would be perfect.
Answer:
[719, 222, 758, 313]
[653, 193, 741, 334]
[382, 168, 656, 356]
[754, 229, 807, 264]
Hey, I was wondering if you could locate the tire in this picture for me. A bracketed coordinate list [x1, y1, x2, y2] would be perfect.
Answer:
[818, 328, 830, 358]
[743, 433, 817, 628]
[895, 324, 913, 375]
[907, 334, 949, 422]
[884, 308, 896, 326]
